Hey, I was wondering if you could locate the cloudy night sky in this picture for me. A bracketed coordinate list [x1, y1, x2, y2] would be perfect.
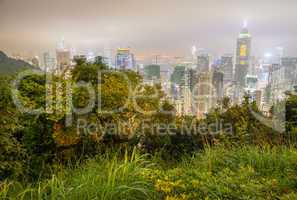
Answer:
[1, 0, 297, 58]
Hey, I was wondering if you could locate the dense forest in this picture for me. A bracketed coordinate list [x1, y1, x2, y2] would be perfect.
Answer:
[1, 58, 297, 199]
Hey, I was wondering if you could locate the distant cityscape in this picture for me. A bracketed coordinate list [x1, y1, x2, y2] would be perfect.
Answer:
[7, 23, 297, 118]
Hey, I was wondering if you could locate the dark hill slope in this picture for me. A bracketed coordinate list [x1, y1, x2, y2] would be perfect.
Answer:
[0, 51, 35, 74]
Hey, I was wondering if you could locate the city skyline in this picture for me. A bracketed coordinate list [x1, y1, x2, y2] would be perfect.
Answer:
[1, 0, 297, 58]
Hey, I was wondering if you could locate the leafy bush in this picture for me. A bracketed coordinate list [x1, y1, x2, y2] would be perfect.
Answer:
[0, 76, 26, 180]
[144, 146, 297, 200]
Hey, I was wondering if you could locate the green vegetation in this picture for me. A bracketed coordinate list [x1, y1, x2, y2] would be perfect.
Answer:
[1, 146, 297, 199]
[0, 51, 34, 74]
[1, 57, 297, 199]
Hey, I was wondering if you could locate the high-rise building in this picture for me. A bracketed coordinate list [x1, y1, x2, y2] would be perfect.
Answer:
[55, 39, 71, 73]
[245, 75, 258, 101]
[43, 52, 56, 72]
[56, 49, 71, 72]
[171, 65, 186, 102]
[188, 68, 197, 92]
[171, 66, 186, 87]
[144, 65, 161, 83]
[170, 65, 194, 116]
[212, 70, 224, 101]
[115, 48, 135, 70]
[220, 54, 233, 84]
[103, 48, 113, 68]
[194, 72, 214, 119]
[235, 23, 252, 88]
[197, 53, 210, 72]
[281, 57, 297, 86]
[159, 64, 173, 95]
[268, 58, 297, 103]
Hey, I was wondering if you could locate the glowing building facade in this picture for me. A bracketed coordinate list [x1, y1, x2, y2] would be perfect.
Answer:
[115, 48, 135, 70]
[235, 24, 252, 88]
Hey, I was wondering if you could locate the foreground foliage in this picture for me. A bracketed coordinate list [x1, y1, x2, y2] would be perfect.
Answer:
[1, 146, 297, 200]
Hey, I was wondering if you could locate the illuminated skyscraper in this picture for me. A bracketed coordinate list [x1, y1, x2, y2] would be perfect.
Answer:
[115, 48, 135, 70]
[281, 57, 297, 86]
[268, 57, 297, 103]
[144, 64, 161, 83]
[103, 48, 113, 68]
[197, 53, 210, 72]
[56, 40, 71, 73]
[235, 22, 252, 87]
[212, 70, 224, 101]
[170, 65, 194, 116]
[43, 52, 56, 72]
[56, 49, 71, 72]
[220, 54, 234, 84]
[194, 71, 213, 119]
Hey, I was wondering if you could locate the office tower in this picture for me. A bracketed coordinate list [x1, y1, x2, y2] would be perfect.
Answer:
[174, 75, 193, 116]
[55, 39, 71, 72]
[191, 46, 197, 60]
[159, 64, 173, 95]
[220, 54, 233, 84]
[234, 23, 252, 88]
[191, 46, 198, 68]
[171, 65, 186, 102]
[56, 47, 71, 73]
[246, 75, 257, 90]
[197, 53, 210, 72]
[188, 68, 197, 92]
[264, 64, 274, 105]
[194, 72, 214, 119]
[171, 65, 186, 87]
[281, 57, 297, 87]
[269, 58, 297, 103]
[43, 52, 56, 72]
[177, 87, 193, 116]
[170, 65, 193, 116]
[245, 75, 258, 101]
[103, 48, 113, 68]
[212, 70, 224, 101]
[192, 69, 224, 118]
[144, 65, 161, 83]
[115, 48, 135, 70]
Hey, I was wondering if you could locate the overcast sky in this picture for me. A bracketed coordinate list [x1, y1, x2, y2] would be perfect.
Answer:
[1, 0, 297, 58]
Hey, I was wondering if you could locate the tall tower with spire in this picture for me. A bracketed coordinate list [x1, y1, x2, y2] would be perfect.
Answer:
[234, 21, 252, 88]
[56, 38, 71, 73]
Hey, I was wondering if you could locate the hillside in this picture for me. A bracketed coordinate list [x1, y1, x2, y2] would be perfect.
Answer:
[0, 51, 34, 74]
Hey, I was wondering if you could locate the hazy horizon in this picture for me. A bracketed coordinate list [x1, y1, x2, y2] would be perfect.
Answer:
[1, 0, 297, 59]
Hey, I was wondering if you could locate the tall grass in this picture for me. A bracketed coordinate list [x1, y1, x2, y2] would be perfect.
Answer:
[0, 148, 158, 200]
[1, 146, 297, 199]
